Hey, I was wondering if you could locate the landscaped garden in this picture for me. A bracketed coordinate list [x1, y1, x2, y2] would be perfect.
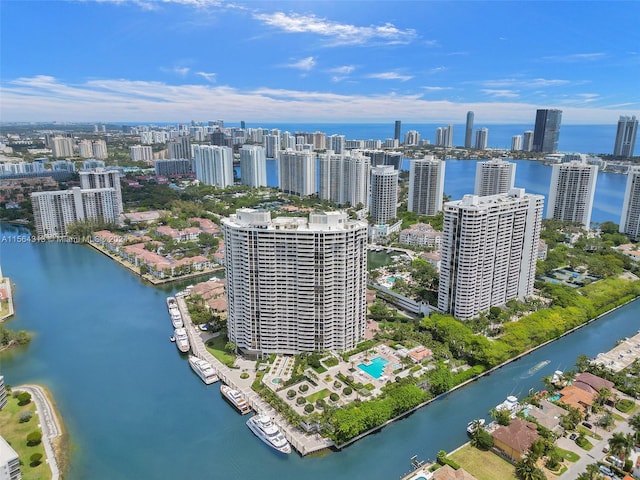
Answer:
[449, 445, 514, 480]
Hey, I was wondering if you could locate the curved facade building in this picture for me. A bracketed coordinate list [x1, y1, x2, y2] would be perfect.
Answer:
[222, 209, 368, 355]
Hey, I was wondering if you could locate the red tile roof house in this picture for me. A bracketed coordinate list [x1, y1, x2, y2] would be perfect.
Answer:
[92, 230, 124, 254]
[155, 225, 201, 242]
[490, 418, 540, 461]
[573, 372, 615, 395]
[188, 217, 220, 236]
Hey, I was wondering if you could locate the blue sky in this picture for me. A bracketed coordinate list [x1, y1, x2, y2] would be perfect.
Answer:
[1, 0, 638, 123]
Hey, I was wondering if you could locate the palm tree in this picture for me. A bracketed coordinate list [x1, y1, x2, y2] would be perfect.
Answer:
[514, 454, 545, 480]
[629, 413, 640, 441]
[597, 412, 615, 431]
[595, 387, 612, 409]
[608, 431, 634, 461]
[576, 463, 604, 479]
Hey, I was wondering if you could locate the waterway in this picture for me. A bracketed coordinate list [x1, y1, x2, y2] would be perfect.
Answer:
[1, 221, 640, 479]
[262, 158, 627, 226]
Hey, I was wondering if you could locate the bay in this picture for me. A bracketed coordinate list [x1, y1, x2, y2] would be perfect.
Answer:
[1, 221, 640, 479]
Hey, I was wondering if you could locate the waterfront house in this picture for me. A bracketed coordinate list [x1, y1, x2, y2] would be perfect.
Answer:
[490, 418, 540, 461]
[573, 372, 615, 394]
[525, 399, 568, 432]
[431, 464, 477, 480]
[557, 385, 595, 414]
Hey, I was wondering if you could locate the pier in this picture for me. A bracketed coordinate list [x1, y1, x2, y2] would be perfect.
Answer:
[175, 294, 334, 456]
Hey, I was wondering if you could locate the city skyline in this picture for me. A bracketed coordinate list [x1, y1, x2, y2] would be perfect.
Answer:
[1, 1, 638, 123]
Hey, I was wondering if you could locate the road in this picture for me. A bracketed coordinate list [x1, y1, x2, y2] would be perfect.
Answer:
[14, 384, 61, 480]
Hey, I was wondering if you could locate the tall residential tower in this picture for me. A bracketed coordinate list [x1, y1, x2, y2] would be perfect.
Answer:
[438, 189, 543, 320]
[547, 161, 598, 228]
[474, 158, 516, 196]
[533, 109, 562, 153]
[614, 115, 638, 158]
[620, 167, 640, 240]
[408, 156, 445, 216]
[370, 165, 398, 224]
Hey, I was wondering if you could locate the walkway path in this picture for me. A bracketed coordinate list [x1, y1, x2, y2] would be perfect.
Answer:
[14, 384, 61, 480]
[0, 274, 15, 321]
[176, 293, 334, 456]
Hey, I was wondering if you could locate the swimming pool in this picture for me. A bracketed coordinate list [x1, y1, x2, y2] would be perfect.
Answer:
[358, 356, 389, 379]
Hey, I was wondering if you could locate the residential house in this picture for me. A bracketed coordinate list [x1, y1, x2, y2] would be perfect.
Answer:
[490, 418, 540, 461]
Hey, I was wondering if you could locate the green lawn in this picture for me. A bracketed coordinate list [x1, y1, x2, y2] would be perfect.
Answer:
[0, 394, 51, 480]
[306, 388, 330, 403]
[556, 447, 580, 462]
[205, 335, 236, 367]
[449, 445, 515, 480]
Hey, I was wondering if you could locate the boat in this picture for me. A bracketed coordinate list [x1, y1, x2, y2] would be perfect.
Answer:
[246, 414, 291, 454]
[166, 296, 177, 310]
[221, 384, 252, 415]
[528, 360, 550, 375]
[495, 395, 519, 412]
[188, 355, 218, 384]
[174, 328, 190, 354]
[169, 306, 183, 328]
[466, 418, 485, 435]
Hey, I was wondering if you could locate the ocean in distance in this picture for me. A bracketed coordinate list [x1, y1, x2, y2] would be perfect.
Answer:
[228, 123, 630, 156]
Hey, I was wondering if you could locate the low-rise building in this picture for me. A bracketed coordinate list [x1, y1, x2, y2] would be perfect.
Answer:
[399, 223, 443, 248]
[0, 435, 20, 480]
[490, 418, 540, 461]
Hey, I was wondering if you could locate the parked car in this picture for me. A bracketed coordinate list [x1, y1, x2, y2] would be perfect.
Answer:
[569, 433, 577, 440]
[582, 421, 593, 429]
[599, 465, 614, 477]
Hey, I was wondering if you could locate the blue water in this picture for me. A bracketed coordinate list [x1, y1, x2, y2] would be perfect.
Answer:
[2, 220, 640, 477]
[358, 357, 389, 379]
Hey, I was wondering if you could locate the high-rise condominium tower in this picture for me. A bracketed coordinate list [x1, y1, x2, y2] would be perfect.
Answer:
[620, 166, 640, 240]
[474, 128, 488, 150]
[279, 150, 316, 196]
[394, 120, 401, 141]
[474, 158, 516, 196]
[465, 111, 474, 148]
[438, 188, 543, 320]
[222, 209, 368, 355]
[370, 165, 398, 224]
[192, 145, 234, 188]
[79, 168, 123, 214]
[318, 150, 370, 208]
[523, 131, 534, 152]
[51, 136, 74, 158]
[168, 135, 191, 159]
[533, 109, 562, 153]
[613, 115, 638, 158]
[547, 161, 598, 228]
[239, 145, 267, 188]
[512, 135, 523, 151]
[31, 187, 119, 238]
[408, 156, 445, 216]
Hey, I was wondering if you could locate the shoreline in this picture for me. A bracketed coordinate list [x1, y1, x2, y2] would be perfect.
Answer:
[334, 294, 640, 451]
[86, 240, 224, 285]
[0, 275, 15, 322]
[13, 383, 68, 480]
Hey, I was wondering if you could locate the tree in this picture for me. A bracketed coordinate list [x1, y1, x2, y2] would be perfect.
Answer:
[19, 411, 32, 423]
[577, 463, 604, 479]
[29, 453, 43, 466]
[595, 387, 612, 408]
[224, 341, 237, 354]
[26, 431, 42, 446]
[17, 391, 31, 406]
[608, 432, 634, 461]
[575, 354, 592, 372]
[490, 407, 511, 426]
[628, 413, 640, 441]
[597, 412, 614, 431]
[514, 454, 545, 480]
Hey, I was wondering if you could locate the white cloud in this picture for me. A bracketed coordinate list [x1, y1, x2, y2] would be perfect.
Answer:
[95, 0, 223, 8]
[328, 65, 356, 75]
[482, 78, 572, 88]
[367, 72, 413, 81]
[481, 89, 520, 98]
[1, 75, 634, 124]
[196, 71, 217, 82]
[284, 57, 316, 71]
[422, 86, 453, 91]
[428, 66, 447, 74]
[541, 52, 606, 62]
[253, 12, 417, 46]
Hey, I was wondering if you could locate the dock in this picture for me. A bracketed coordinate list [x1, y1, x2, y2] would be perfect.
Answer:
[592, 331, 640, 372]
[175, 294, 334, 456]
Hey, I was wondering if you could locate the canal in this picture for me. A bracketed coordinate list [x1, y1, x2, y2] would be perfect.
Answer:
[1, 222, 639, 479]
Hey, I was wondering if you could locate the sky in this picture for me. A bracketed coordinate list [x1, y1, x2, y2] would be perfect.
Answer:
[0, 0, 639, 124]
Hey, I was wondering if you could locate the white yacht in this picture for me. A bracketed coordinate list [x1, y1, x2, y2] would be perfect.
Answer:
[166, 296, 177, 310]
[188, 356, 218, 384]
[174, 328, 190, 354]
[246, 414, 291, 454]
[169, 306, 183, 329]
[466, 418, 485, 435]
[221, 384, 252, 415]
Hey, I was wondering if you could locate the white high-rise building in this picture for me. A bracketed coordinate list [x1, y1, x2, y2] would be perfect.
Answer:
[318, 150, 370, 208]
[474, 128, 489, 150]
[408, 156, 445, 216]
[222, 209, 368, 355]
[614, 115, 638, 158]
[278, 150, 316, 196]
[92, 139, 108, 160]
[511, 135, 523, 151]
[620, 166, 640, 240]
[404, 130, 421, 146]
[239, 145, 267, 188]
[438, 188, 543, 320]
[435, 125, 454, 148]
[264, 134, 280, 159]
[547, 161, 598, 229]
[192, 145, 234, 188]
[79, 168, 123, 214]
[370, 165, 398, 224]
[31, 187, 119, 238]
[523, 130, 534, 152]
[167, 136, 191, 159]
[474, 158, 516, 196]
[0, 435, 20, 480]
[329, 134, 346, 154]
[312, 132, 326, 150]
[51, 136, 74, 158]
[78, 139, 94, 158]
[130, 145, 153, 163]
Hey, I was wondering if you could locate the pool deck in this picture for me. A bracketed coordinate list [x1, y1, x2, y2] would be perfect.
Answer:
[592, 331, 640, 372]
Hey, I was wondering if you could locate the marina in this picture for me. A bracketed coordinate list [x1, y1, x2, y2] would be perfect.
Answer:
[188, 356, 219, 385]
[592, 331, 640, 372]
